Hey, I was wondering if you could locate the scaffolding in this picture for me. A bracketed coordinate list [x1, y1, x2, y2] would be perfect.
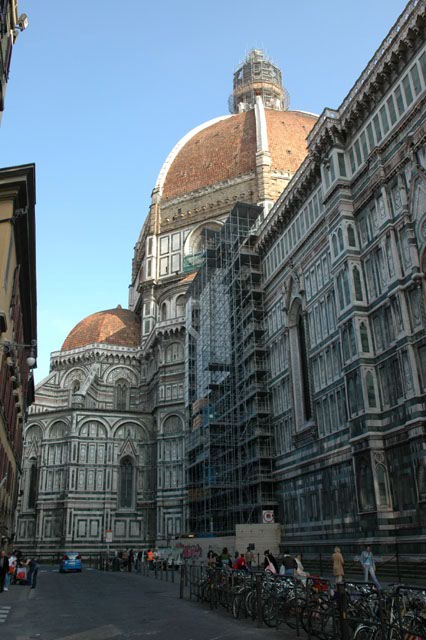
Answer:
[186, 203, 276, 536]
[229, 49, 290, 114]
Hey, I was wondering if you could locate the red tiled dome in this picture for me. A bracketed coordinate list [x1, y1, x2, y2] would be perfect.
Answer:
[61, 306, 140, 351]
[162, 109, 317, 201]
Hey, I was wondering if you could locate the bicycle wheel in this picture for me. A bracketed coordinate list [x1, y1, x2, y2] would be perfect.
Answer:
[353, 624, 380, 640]
[284, 596, 306, 629]
[232, 593, 243, 619]
[262, 598, 280, 628]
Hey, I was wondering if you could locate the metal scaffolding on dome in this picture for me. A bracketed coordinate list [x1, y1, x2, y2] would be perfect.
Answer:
[186, 202, 276, 536]
[229, 49, 290, 114]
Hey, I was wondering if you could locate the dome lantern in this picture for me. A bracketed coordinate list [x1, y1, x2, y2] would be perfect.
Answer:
[230, 49, 290, 114]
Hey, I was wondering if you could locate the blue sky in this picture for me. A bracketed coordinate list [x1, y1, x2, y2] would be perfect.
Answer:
[0, 0, 408, 382]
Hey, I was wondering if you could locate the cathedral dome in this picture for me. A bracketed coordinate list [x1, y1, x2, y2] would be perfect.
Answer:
[61, 306, 140, 351]
[158, 109, 317, 202]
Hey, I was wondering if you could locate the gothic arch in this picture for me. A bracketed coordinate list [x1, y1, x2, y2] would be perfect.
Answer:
[417, 459, 426, 501]
[48, 421, 68, 440]
[113, 420, 149, 440]
[287, 296, 312, 430]
[184, 220, 223, 257]
[115, 378, 130, 411]
[165, 342, 184, 363]
[118, 456, 135, 509]
[161, 414, 184, 435]
[175, 294, 186, 317]
[61, 367, 88, 389]
[104, 365, 138, 386]
[24, 424, 43, 442]
[78, 419, 108, 438]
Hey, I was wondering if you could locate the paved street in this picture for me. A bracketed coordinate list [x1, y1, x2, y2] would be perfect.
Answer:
[0, 567, 294, 640]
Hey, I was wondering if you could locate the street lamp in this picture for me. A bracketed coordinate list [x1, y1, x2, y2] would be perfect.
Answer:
[0, 339, 37, 369]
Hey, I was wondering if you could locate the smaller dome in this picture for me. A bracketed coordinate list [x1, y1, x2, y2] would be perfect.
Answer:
[62, 306, 140, 351]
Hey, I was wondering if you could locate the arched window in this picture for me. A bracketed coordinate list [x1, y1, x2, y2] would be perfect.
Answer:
[355, 372, 363, 412]
[366, 371, 377, 408]
[337, 274, 344, 309]
[120, 457, 134, 508]
[342, 327, 350, 361]
[116, 380, 129, 411]
[376, 464, 390, 508]
[161, 303, 168, 321]
[165, 342, 183, 363]
[332, 234, 338, 258]
[358, 458, 375, 511]
[288, 299, 312, 430]
[338, 228, 344, 252]
[342, 266, 351, 305]
[163, 415, 183, 434]
[417, 461, 426, 501]
[298, 312, 312, 421]
[28, 460, 38, 509]
[349, 322, 357, 357]
[360, 322, 370, 352]
[175, 295, 185, 317]
[348, 378, 356, 414]
[347, 225, 356, 247]
[353, 266, 363, 301]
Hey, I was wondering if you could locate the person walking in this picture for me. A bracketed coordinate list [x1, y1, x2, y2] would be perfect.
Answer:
[360, 546, 380, 589]
[24, 557, 39, 589]
[147, 549, 154, 570]
[332, 546, 345, 584]
[6, 551, 17, 588]
[0, 551, 9, 592]
[128, 549, 134, 572]
[246, 547, 254, 570]
[207, 548, 217, 568]
[233, 553, 247, 571]
[295, 554, 309, 585]
[280, 550, 297, 577]
[264, 550, 279, 574]
[220, 547, 232, 569]
[135, 551, 142, 574]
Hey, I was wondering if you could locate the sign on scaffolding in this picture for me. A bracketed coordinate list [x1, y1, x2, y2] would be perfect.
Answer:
[262, 510, 275, 524]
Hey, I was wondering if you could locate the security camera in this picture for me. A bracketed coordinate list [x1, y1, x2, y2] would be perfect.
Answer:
[17, 14, 28, 31]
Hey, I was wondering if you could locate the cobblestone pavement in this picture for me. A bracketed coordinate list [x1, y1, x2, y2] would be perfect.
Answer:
[0, 566, 300, 640]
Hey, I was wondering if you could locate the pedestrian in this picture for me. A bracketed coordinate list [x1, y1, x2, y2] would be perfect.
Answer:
[136, 551, 142, 574]
[128, 549, 134, 572]
[24, 557, 39, 589]
[280, 550, 297, 577]
[295, 554, 309, 585]
[360, 545, 380, 589]
[147, 549, 154, 570]
[246, 547, 254, 570]
[233, 553, 247, 571]
[7, 551, 17, 588]
[332, 546, 345, 584]
[207, 548, 217, 568]
[264, 550, 279, 574]
[220, 547, 232, 569]
[0, 550, 9, 592]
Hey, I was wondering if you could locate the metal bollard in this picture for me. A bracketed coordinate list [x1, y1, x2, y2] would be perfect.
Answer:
[179, 564, 185, 599]
[336, 582, 350, 640]
[256, 573, 263, 628]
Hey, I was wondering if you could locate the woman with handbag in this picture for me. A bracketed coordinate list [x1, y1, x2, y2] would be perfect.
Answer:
[263, 550, 279, 574]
